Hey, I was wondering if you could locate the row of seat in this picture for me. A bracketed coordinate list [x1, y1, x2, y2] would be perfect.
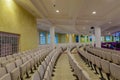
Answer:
[95, 47, 120, 55]
[0, 47, 51, 67]
[32, 48, 62, 80]
[0, 44, 79, 80]
[0, 47, 53, 80]
[67, 50, 91, 80]
[86, 47, 120, 65]
[88, 46, 120, 56]
[78, 48, 120, 80]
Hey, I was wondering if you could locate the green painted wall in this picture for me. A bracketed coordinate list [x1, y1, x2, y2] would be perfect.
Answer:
[0, 0, 38, 51]
[58, 33, 66, 43]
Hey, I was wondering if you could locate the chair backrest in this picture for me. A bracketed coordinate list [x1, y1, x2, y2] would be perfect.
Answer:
[5, 62, 16, 73]
[38, 65, 45, 80]
[0, 73, 11, 80]
[30, 54, 35, 58]
[95, 56, 101, 68]
[15, 59, 23, 67]
[82, 71, 91, 80]
[100, 59, 110, 74]
[20, 62, 27, 78]
[110, 63, 120, 80]
[42, 61, 47, 71]
[90, 55, 95, 64]
[26, 55, 31, 60]
[1, 60, 9, 67]
[43, 70, 49, 80]
[6, 55, 13, 60]
[10, 68, 20, 80]
[21, 57, 27, 63]
[45, 57, 50, 65]
[111, 54, 120, 65]
[0, 57, 6, 62]
[12, 54, 18, 58]
[75, 64, 82, 80]
[31, 71, 41, 80]
[101, 52, 106, 59]
[0, 67, 7, 78]
[106, 52, 112, 62]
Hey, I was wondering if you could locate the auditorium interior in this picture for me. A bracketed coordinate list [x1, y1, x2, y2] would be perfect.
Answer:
[0, 0, 120, 80]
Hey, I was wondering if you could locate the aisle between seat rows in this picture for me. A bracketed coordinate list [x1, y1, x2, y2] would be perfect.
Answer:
[52, 52, 76, 80]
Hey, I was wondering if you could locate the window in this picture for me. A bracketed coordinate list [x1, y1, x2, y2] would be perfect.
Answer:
[80, 35, 85, 42]
[105, 36, 111, 42]
[101, 37, 104, 42]
[47, 33, 50, 44]
[89, 36, 92, 42]
[47, 33, 58, 44]
[115, 32, 120, 42]
[55, 34, 58, 44]
[75, 35, 79, 43]
[0, 32, 20, 57]
[112, 31, 120, 42]
[40, 32, 46, 44]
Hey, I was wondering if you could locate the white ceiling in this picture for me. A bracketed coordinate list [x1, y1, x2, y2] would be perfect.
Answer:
[15, 0, 120, 35]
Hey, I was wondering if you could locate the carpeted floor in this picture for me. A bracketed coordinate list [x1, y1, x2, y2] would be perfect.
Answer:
[52, 53, 76, 80]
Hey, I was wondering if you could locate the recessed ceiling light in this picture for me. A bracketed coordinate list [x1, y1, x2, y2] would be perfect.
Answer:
[85, 20, 89, 22]
[108, 21, 112, 24]
[56, 10, 59, 13]
[92, 11, 96, 14]
[83, 27, 86, 30]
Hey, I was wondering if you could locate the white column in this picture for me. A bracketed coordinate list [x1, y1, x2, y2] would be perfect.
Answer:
[92, 34, 95, 47]
[50, 26, 55, 47]
[95, 27, 101, 48]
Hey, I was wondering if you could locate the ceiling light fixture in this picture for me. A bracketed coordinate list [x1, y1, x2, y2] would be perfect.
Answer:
[85, 20, 89, 22]
[108, 21, 112, 24]
[92, 11, 96, 14]
[56, 10, 59, 13]
[83, 27, 86, 30]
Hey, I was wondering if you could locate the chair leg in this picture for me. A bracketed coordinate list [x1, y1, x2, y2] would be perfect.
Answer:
[37, 63, 39, 67]
[30, 68, 34, 74]
[20, 76, 23, 80]
[93, 64, 98, 74]
[53, 69, 55, 72]
[87, 60, 91, 67]
[106, 73, 110, 80]
[26, 72, 30, 78]
[90, 62, 94, 70]
[85, 59, 88, 65]
[98, 68, 105, 80]
[34, 65, 37, 70]
[71, 68, 74, 72]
